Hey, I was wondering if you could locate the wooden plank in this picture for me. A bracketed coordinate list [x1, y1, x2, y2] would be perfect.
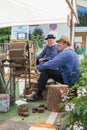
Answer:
[45, 112, 58, 125]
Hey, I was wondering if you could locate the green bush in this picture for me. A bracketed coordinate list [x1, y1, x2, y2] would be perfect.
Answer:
[60, 53, 87, 130]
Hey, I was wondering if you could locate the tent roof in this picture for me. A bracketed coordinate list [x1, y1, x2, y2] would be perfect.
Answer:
[0, 0, 78, 28]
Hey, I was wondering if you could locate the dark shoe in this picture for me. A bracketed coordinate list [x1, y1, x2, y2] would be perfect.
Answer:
[26, 93, 43, 102]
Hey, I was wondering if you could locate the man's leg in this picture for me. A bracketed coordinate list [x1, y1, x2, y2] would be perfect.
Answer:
[36, 69, 49, 96]
[36, 69, 64, 96]
[26, 70, 49, 101]
[47, 69, 64, 84]
[26, 69, 64, 101]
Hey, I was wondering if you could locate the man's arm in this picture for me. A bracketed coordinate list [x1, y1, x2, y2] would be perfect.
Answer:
[37, 51, 68, 71]
[36, 46, 47, 61]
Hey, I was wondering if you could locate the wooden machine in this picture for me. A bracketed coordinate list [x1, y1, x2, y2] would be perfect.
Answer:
[0, 40, 37, 104]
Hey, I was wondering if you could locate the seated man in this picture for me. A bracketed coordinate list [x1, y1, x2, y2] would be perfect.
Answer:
[27, 35, 80, 102]
[35, 33, 59, 65]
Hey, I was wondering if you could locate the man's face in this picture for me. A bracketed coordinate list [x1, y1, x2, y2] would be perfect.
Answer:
[58, 41, 68, 51]
[47, 38, 55, 46]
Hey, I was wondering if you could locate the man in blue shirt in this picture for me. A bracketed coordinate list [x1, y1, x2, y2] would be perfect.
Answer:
[36, 34, 58, 65]
[27, 35, 80, 102]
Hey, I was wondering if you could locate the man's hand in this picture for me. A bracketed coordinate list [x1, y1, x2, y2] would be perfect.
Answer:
[35, 67, 39, 74]
[39, 58, 45, 62]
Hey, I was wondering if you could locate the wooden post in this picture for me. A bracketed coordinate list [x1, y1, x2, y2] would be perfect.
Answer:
[10, 66, 15, 105]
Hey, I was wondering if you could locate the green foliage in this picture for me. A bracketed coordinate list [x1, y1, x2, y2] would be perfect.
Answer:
[75, 53, 87, 88]
[61, 53, 87, 130]
[0, 27, 11, 42]
[32, 27, 43, 37]
[29, 27, 45, 48]
[76, 14, 87, 26]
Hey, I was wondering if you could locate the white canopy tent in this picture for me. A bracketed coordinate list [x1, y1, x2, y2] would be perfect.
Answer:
[0, 0, 78, 28]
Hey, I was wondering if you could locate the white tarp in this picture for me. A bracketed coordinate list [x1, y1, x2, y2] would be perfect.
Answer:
[0, 0, 77, 28]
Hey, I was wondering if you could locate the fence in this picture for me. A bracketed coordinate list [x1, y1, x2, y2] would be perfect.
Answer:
[0, 43, 9, 54]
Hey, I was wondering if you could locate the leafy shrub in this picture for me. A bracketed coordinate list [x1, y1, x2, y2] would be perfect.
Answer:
[60, 53, 87, 130]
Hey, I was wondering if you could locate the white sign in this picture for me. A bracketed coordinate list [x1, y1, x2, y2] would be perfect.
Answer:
[74, 36, 82, 42]
[11, 26, 29, 40]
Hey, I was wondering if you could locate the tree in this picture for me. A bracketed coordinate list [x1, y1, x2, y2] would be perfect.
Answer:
[29, 27, 45, 48]
[0, 27, 11, 42]
[75, 14, 87, 26]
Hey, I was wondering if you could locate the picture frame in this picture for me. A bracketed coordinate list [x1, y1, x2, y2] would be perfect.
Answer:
[17, 32, 27, 40]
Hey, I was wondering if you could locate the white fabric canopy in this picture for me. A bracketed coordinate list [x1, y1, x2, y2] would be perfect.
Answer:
[0, 0, 78, 28]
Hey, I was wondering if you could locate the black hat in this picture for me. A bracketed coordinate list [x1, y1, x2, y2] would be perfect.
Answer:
[45, 34, 56, 40]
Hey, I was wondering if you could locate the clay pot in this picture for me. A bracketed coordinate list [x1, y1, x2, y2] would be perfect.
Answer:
[18, 104, 29, 117]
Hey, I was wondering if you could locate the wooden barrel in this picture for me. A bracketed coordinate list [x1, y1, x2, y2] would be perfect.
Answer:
[29, 123, 56, 130]
[47, 85, 69, 112]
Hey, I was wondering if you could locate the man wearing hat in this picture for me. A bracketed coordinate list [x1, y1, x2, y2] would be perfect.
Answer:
[27, 35, 80, 101]
[35, 33, 58, 65]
